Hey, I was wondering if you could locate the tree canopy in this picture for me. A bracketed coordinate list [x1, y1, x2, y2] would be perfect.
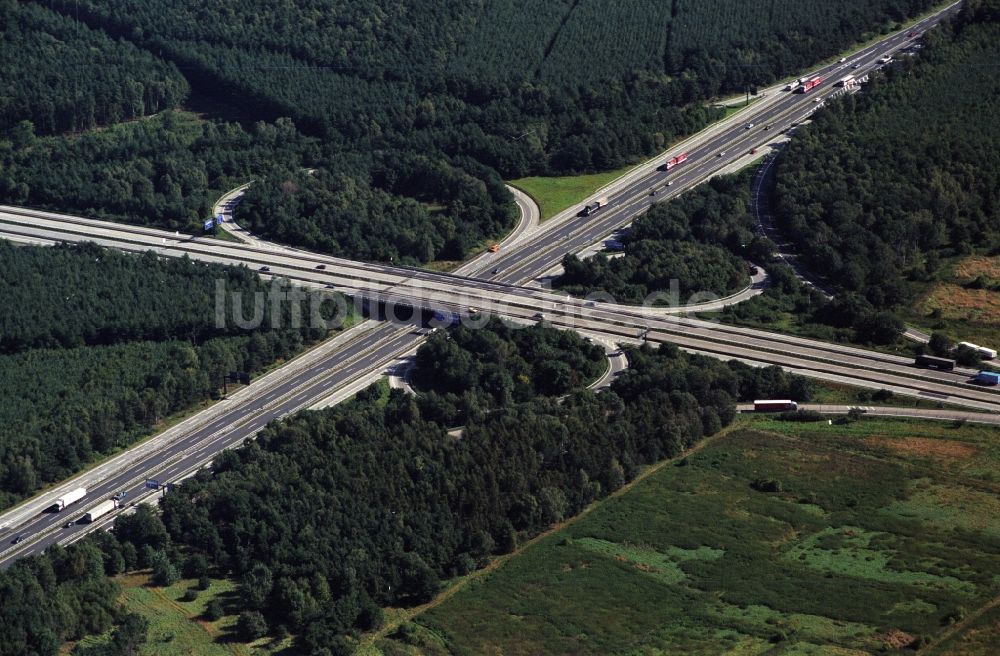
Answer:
[0, 0, 942, 263]
[0, 541, 122, 656]
[556, 174, 756, 304]
[773, 5, 1000, 308]
[0, 0, 187, 135]
[0, 242, 344, 509]
[90, 319, 817, 651]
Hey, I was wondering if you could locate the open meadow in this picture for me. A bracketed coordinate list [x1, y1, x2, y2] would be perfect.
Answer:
[380, 416, 1000, 655]
[910, 255, 1000, 348]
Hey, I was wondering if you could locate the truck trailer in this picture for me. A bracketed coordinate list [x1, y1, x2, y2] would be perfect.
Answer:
[54, 487, 86, 511]
[915, 354, 955, 371]
[83, 499, 118, 523]
[836, 76, 856, 87]
[753, 400, 798, 412]
[658, 152, 688, 171]
[975, 371, 1000, 385]
[579, 197, 608, 217]
[957, 342, 997, 360]
[797, 76, 823, 93]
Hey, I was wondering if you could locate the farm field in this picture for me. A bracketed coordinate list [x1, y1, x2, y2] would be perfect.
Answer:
[378, 416, 1000, 655]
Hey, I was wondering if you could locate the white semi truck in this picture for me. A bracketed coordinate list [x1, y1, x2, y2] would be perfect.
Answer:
[54, 487, 86, 511]
[83, 499, 118, 523]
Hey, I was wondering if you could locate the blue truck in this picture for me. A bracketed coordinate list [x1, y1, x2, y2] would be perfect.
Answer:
[975, 371, 1000, 385]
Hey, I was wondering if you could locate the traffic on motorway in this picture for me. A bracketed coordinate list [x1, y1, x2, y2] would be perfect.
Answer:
[0, 1, 969, 568]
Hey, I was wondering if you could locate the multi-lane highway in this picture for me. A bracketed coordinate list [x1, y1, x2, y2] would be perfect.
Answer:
[0, 322, 425, 566]
[0, 1, 971, 565]
[481, 5, 956, 286]
[3, 192, 998, 414]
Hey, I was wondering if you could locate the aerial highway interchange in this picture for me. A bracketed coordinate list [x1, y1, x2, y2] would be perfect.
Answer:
[0, 2, 978, 568]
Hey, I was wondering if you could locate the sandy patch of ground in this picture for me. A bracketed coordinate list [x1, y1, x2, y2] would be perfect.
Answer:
[919, 284, 1000, 324]
[870, 436, 978, 461]
[954, 256, 1000, 281]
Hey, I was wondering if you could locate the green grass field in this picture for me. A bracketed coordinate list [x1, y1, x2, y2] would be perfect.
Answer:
[717, 96, 761, 119]
[509, 165, 636, 222]
[379, 416, 1000, 655]
[207, 225, 244, 243]
[70, 574, 289, 656]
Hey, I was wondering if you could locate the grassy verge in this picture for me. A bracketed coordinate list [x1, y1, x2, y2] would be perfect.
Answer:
[717, 95, 762, 118]
[421, 260, 462, 273]
[510, 164, 636, 223]
[378, 415, 1000, 655]
[206, 226, 244, 243]
[807, 378, 982, 412]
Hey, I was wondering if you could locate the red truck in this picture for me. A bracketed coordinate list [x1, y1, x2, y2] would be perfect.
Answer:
[658, 152, 688, 171]
[753, 400, 799, 412]
[797, 76, 823, 93]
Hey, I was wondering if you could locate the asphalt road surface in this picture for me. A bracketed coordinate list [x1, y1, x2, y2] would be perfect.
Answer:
[0, 1, 970, 565]
[0, 323, 424, 567]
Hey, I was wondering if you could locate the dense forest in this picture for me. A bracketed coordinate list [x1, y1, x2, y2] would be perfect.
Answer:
[0, 0, 187, 135]
[556, 174, 761, 303]
[239, 152, 516, 263]
[0, 0, 940, 263]
[560, 6, 1000, 345]
[0, 540, 142, 656]
[549, 169, 907, 345]
[718, 261, 907, 346]
[52, 0, 936, 179]
[0, 110, 514, 259]
[0, 242, 344, 509]
[773, 2, 1000, 309]
[0, 112, 317, 231]
[67, 322, 816, 652]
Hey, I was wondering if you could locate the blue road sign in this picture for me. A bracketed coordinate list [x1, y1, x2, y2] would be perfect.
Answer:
[145, 479, 160, 490]
[203, 218, 214, 231]
[215, 214, 224, 226]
